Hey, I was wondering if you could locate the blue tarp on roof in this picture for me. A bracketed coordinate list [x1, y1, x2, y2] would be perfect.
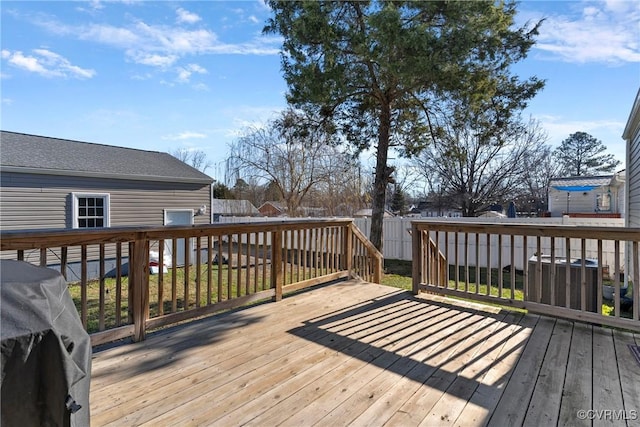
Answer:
[552, 185, 600, 192]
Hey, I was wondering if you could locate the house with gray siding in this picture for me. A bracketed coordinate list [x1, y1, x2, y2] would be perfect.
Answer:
[623, 88, 640, 287]
[624, 89, 640, 228]
[548, 175, 625, 218]
[1, 131, 213, 231]
[1, 131, 214, 277]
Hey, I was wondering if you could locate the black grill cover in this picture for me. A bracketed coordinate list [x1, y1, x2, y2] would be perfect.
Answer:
[1, 260, 91, 426]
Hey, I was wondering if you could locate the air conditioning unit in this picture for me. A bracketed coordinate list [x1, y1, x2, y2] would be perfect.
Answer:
[527, 256, 598, 312]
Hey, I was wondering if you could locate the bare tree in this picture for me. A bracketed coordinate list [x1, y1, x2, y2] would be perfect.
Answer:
[230, 177, 267, 208]
[383, 164, 421, 211]
[414, 115, 550, 217]
[228, 109, 353, 217]
[516, 139, 560, 214]
[306, 156, 371, 216]
[170, 147, 212, 173]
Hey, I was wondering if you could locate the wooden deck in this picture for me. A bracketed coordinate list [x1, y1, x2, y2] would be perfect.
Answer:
[90, 280, 640, 426]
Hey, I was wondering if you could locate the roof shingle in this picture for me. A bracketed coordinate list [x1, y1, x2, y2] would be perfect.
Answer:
[0, 131, 213, 184]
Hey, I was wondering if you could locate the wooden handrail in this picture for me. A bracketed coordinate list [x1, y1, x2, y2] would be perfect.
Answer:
[411, 220, 640, 332]
[349, 223, 383, 283]
[1, 219, 381, 345]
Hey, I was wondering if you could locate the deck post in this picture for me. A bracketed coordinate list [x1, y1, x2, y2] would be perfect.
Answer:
[411, 222, 422, 295]
[373, 253, 383, 284]
[344, 224, 353, 278]
[131, 234, 150, 342]
[271, 230, 283, 301]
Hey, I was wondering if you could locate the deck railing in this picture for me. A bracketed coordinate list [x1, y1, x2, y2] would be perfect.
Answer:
[411, 220, 640, 332]
[1, 219, 382, 346]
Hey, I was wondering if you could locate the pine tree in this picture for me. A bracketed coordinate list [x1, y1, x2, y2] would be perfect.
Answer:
[554, 132, 621, 176]
[265, 0, 544, 250]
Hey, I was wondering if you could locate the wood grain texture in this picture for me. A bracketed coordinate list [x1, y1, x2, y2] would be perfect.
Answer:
[90, 280, 636, 427]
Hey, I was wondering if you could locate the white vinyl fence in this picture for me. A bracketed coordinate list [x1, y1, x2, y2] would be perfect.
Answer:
[218, 215, 626, 272]
[354, 216, 626, 272]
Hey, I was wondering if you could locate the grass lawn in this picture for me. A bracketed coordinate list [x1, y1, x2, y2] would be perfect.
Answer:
[69, 262, 283, 333]
[383, 259, 525, 296]
[382, 259, 626, 317]
[70, 259, 629, 333]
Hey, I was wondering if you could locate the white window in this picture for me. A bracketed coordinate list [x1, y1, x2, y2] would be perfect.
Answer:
[72, 193, 110, 228]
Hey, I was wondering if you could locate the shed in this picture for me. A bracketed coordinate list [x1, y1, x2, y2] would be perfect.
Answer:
[211, 199, 260, 220]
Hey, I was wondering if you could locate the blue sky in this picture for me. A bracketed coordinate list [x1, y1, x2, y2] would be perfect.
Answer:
[2, 1, 639, 182]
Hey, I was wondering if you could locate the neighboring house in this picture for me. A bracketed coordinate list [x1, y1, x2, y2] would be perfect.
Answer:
[211, 199, 260, 221]
[354, 208, 395, 218]
[412, 201, 463, 218]
[256, 201, 326, 217]
[259, 201, 286, 217]
[0, 131, 214, 231]
[547, 175, 625, 218]
[420, 209, 463, 218]
[610, 169, 626, 218]
[624, 88, 640, 228]
[623, 88, 639, 288]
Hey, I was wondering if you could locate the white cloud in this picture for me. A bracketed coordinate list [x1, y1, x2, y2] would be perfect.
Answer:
[187, 63, 207, 74]
[128, 51, 178, 68]
[30, 10, 280, 60]
[163, 131, 207, 140]
[534, 114, 627, 162]
[1, 49, 95, 79]
[2, 98, 14, 105]
[192, 82, 210, 92]
[604, 0, 635, 14]
[89, 0, 104, 10]
[176, 8, 201, 25]
[17, 6, 281, 85]
[533, 1, 640, 64]
[536, 114, 625, 138]
[220, 105, 285, 138]
[175, 63, 208, 83]
[80, 24, 140, 47]
[256, 0, 272, 12]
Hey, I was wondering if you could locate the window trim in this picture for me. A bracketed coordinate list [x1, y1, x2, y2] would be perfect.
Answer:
[71, 192, 111, 229]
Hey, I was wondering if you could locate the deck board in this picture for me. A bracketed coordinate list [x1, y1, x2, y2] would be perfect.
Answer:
[557, 322, 592, 427]
[523, 319, 572, 426]
[90, 280, 639, 426]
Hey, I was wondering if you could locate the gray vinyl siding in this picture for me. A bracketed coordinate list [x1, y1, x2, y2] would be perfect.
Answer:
[548, 188, 600, 216]
[0, 171, 211, 231]
[629, 131, 640, 227]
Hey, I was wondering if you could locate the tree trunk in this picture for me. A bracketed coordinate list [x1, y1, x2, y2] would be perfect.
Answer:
[370, 103, 392, 252]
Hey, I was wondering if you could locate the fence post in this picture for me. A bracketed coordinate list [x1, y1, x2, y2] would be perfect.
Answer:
[411, 222, 422, 295]
[131, 234, 150, 342]
[271, 230, 283, 301]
